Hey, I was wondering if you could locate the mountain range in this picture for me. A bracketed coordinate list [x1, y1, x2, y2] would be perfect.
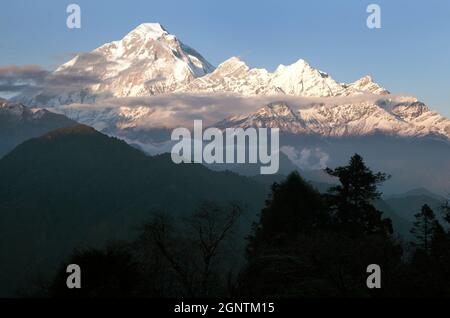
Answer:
[217, 99, 450, 139]
[14, 23, 391, 106]
[12, 23, 450, 141]
[1, 23, 449, 294]
[6, 23, 450, 194]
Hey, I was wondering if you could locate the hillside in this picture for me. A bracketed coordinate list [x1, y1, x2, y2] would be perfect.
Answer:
[0, 125, 267, 296]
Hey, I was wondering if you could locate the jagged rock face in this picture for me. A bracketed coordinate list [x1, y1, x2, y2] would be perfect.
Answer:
[0, 99, 69, 123]
[216, 102, 309, 134]
[0, 99, 77, 157]
[178, 57, 386, 97]
[49, 96, 450, 144]
[216, 99, 450, 140]
[84, 23, 214, 96]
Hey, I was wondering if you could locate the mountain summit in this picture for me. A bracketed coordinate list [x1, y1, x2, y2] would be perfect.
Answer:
[17, 23, 215, 106]
[14, 23, 391, 106]
[9, 24, 450, 143]
[127, 23, 169, 40]
[177, 57, 387, 97]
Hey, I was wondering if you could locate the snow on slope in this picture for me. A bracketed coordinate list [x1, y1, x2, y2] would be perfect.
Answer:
[216, 98, 450, 140]
[0, 99, 65, 121]
[9, 23, 450, 143]
[15, 23, 215, 106]
[13, 23, 390, 107]
[343, 75, 390, 95]
[177, 57, 388, 97]
[215, 102, 309, 133]
[0, 98, 77, 156]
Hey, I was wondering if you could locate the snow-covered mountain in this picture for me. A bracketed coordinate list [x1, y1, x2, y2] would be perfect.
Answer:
[0, 99, 77, 156]
[217, 98, 450, 140]
[0, 99, 75, 126]
[9, 22, 450, 144]
[15, 23, 215, 106]
[178, 57, 389, 97]
[216, 102, 309, 134]
[14, 23, 391, 107]
[4, 23, 450, 193]
[343, 75, 389, 96]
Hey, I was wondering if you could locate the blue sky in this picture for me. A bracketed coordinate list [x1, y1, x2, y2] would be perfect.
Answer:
[1, 0, 449, 116]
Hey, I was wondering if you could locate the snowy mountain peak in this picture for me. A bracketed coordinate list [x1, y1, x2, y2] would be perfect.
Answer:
[0, 99, 56, 120]
[345, 75, 389, 95]
[275, 58, 309, 72]
[18, 23, 215, 106]
[14, 24, 396, 106]
[128, 23, 168, 40]
[359, 75, 373, 82]
[215, 57, 250, 73]
[270, 59, 345, 96]
[180, 57, 352, 97]
[222, 56, 244, 65]
[12, 24, 449, 144]
[0, 99, 26, 115]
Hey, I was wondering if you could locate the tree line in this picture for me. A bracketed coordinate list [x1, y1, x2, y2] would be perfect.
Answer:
[42, 154, 450, 297]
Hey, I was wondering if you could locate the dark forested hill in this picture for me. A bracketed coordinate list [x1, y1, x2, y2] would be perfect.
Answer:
[0, 125, 267, 296]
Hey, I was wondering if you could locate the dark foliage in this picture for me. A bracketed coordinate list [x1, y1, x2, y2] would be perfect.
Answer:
[324, 154, 392, 236]
[41, 153, 450, 298]
[239, 154, 403, 297]
[0, 125, 266, 296]
[3, 125, 450, 298]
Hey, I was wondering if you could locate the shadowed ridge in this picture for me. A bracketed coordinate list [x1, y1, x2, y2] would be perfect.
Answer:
[40, 124, 98, 139]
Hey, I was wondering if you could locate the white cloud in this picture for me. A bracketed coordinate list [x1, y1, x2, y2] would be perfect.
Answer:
[281, 145, 330, 170]
[51, 92, 399, 129]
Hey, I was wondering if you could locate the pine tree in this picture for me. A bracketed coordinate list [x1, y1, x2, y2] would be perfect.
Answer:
[324, 154, 392, 236]
[410, 204, 440, 253]
[443, 200, 450, 225]
[247, 171, 329, 255]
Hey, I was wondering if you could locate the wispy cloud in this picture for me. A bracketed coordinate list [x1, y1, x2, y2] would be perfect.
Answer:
[0, 64, 101, 95]
[53, 92, 397, 128]
[0, 53, 113, 95]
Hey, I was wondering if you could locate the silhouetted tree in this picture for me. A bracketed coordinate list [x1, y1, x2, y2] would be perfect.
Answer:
[247, 172, 329, 256]
[240, 157, 404, 297]
[241, 172, 335, 297]
[410, 204, 441, 254]
[325, 154, 392, 236]
[405, 205, 450, 296]
[186, 202, 243, 296]
[443, 199, 450, 225]
[139, 202, 243, 297]
[137, 213, 195, 297]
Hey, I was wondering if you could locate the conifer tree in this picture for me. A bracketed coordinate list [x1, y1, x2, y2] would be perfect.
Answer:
[410, 204, 440, 253]
[325, 154, 392, 236]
